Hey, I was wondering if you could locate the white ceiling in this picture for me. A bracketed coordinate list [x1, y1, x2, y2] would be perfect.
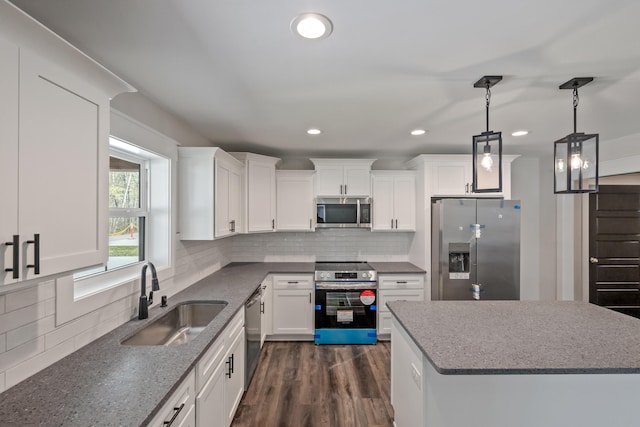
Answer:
[9, 0, 640, 159]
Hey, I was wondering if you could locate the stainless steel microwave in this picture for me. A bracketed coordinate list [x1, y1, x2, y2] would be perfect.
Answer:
[316, 197, 371, 228]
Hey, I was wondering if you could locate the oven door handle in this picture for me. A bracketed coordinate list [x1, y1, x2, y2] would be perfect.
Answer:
[315, 282, 377, 290]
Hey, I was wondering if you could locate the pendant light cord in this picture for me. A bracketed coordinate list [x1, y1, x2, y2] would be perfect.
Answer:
[573, 85, 579, 134]
[485, 82, 491, 133]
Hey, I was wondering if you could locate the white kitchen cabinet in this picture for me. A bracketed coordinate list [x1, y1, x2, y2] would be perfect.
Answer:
[310, 159, 375, 197]
[275, 171, 315, 231]
[195, 308, 244, 427]
[391, 318, 424, 427]
[378, 274, 425, 338]
[149, 371, 196, 427]
[231, 152, 280, 233]
[271, 275, 314, 337]
[371, 172, 416, 231]
[224, 325, 245, 426]
[0, 37, 129, 287]
[178, 147, 244, 240]
[261, 276, 273, 344]
[420, 154, 517, 198]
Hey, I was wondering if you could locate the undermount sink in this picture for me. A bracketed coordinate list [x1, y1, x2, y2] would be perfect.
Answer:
[121, 300, 228, 346]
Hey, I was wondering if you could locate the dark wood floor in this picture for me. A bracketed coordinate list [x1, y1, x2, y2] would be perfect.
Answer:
[231, 341, 394, 427]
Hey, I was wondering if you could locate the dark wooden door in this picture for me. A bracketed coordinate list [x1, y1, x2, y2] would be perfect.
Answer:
[589, 185, 640, 318]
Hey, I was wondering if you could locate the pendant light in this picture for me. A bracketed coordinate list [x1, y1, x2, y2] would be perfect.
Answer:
[472, 76, 503, 193]
[553, 78, 599, 194]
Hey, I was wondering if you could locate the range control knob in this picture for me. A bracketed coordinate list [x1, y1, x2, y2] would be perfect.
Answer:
[362, 272, 369, 278]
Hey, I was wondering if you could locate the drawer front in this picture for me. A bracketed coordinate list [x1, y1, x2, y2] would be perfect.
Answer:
[148, 371, 196, 427]
[379, 289, 424, 312]
[195, 336, 225, 392]
[273, 274, 313, 289]
[378, 274, 425, 290]
[226, 307, 245, 344]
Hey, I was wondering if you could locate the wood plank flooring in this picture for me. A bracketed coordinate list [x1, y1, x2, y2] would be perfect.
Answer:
[231, 341, 394, 427]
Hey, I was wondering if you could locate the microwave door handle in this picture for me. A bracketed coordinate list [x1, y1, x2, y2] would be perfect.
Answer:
[356, 199, 361, 226]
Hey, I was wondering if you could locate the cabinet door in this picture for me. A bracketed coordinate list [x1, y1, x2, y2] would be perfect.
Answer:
[344, 166, 371, 196]
[224, 328, 245, 427]
[371, 175, 394, 230]
[196, 357, 226, 427]
[247, 160, 275, 232]
[261, 277, 273, 341]
[393, 174, 416, 230]
[19, 50, 108, 280]
[315, 166, 344, 196]
[229, 166, 242, 234]
[391, 319, 424, 427]
[0, 39, 19, 285]
[272, 289, 314, 335]
[215, 161, 231, 237]
[432, 161, 471, 195]
[276, 172, 314, 231]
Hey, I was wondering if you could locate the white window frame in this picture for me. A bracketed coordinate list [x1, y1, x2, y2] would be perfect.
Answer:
[56, 109, 177, 326]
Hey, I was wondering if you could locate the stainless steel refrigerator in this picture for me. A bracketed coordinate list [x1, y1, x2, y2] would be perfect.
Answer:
[431, 199, 520, 300]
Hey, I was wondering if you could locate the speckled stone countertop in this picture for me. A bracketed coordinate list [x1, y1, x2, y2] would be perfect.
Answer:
[387, 300, 640, 375]
[0, 262, 314, 427]
[368, 262, 425, 274]
[0, 261, 421, 426]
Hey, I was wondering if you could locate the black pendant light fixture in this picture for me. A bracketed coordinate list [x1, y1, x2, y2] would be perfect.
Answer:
[554, 77, 599, 194]
[472, 76, 503, 193]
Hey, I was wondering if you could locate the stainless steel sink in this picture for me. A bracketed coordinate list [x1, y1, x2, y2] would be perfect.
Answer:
[121, 301, 228, 346]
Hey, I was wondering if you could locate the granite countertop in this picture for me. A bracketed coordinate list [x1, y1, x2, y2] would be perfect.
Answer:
[368, 262, 426, 274]
[0, 261, 420, 426]
[388, 300, 640, 375]
[0, 262, 314, 427]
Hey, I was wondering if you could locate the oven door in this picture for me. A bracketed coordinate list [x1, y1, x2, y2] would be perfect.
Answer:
[315, 282, 377, 329]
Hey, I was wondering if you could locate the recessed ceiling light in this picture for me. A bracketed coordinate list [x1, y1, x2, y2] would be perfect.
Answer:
[512, 130, 529, 137]
[307, 128, 322, 135]
[291, 13, 333, 39]
[410, 129, 427, 136]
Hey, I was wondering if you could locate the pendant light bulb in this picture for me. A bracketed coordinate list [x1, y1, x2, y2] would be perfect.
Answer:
[570, 153, 583, 170]
[481, 152, 493, 171]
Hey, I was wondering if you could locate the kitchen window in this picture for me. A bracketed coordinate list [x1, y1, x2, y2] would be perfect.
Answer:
[75, 144, 149, 279]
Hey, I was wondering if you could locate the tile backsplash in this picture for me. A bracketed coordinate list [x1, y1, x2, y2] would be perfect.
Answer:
[0, 229, 413, 391]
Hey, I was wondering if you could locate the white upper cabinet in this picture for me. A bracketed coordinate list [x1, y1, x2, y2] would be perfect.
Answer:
[411, 155, 517, 199]
[310, 159, 375, 197]
[231, 153, 280, 233]
[371, 172, 416, 231]
[275, 171, 315, 231]
[178, 147, 244, 240]
[0, 15, 132, 288]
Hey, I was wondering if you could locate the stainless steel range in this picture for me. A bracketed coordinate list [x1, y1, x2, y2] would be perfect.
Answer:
[314, 262, 378, 345]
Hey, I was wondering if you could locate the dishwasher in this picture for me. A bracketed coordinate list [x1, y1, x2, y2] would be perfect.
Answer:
[244, 286, 262, 388]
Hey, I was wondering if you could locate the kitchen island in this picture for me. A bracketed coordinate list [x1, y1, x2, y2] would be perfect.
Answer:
[388, 300, 640, 427]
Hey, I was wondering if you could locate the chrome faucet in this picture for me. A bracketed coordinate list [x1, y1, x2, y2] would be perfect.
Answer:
[138, 262, 160, 320]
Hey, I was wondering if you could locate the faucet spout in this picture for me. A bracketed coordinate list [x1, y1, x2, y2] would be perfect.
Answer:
[139, 262, 159, 320]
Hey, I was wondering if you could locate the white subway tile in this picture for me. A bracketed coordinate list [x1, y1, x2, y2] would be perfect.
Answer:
[4, 282, 55, 313]
[6, 315, 56, 350]
[0, 333, 5, 353]
[0, 337, 44, 372]
[0, 301, 49, 335]
[5, 338, 75, 389]
[0, 295, 5, 314]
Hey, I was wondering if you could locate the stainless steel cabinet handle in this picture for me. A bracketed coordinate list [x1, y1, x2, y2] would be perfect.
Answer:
[163, 403, 185, 426]
[590, 257, 599, 264]
[272, 219, 275, 230]
[26, 234, 40, 275]
[310, 218, 312, 229]
[395, 219, 398, 229]
[260, 301, 264, 314]
[340, 184, 343, 195]
[465, 183, 469, 193]
[396, 281, 408, 284]
[230, 220, 236, 232]
[391, 219, 394, 228]
[287, 281, 299, 284]
[309, 292, 312, 304]
[344, 185, 347, 194]
[4, 235, 19, 279]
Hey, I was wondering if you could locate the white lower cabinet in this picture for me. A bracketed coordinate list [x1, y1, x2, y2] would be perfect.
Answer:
[194, 308, 245, 427]
[261, 276, 273, 344]
[149, 371, 196, 427]
[271, 275, 314, 337]
[391, 317, 424, 427]
[378, 274, 425, 339]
